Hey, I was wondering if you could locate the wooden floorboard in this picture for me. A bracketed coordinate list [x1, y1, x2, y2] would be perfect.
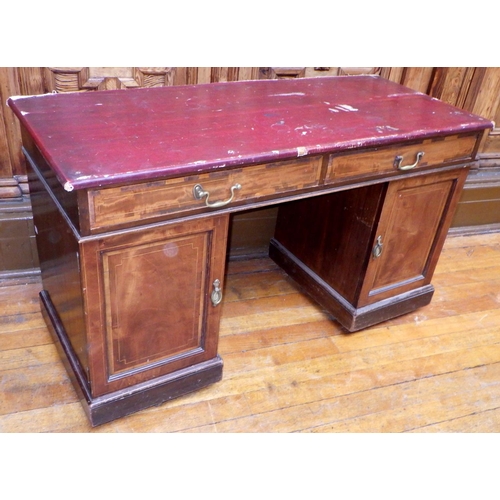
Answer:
[1, 232, 500, 433]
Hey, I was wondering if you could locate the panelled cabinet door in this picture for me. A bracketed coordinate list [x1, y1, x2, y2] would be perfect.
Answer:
[358, 169, 469, 306]
[80, 214, 229, 397]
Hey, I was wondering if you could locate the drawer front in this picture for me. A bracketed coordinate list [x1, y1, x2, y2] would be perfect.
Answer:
[325, 134, 479, 184]
[88, 156, 323, 231]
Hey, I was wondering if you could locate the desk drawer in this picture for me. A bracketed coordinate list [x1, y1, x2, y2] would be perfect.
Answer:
[88, 156, 323, 231]
[325, 134, 479, 184]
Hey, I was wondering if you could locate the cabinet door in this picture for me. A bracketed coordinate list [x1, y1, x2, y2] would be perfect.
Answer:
[358, 168, 468, 306]
[80, 215, 229, 397]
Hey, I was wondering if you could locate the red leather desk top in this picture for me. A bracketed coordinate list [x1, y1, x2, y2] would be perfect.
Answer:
[8, 76, 493, 192]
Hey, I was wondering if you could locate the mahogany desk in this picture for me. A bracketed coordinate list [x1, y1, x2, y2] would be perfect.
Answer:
[8, 76, 493, 426]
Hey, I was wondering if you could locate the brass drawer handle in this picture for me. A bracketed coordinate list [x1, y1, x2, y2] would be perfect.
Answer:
[193, 183, 241, 208]
[394, 151, 424, 171]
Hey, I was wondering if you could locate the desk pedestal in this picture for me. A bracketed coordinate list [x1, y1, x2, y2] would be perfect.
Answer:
[271, 168, 468, 331]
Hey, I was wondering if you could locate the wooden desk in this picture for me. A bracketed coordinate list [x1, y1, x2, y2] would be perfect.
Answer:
[8, 76, 492, 426]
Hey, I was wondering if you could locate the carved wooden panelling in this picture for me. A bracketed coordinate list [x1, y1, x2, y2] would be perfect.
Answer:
[260, 67, 307, 79]
[0, 69, 20, 178]
[463, 68, 500, 164]
[17, 67, 45, 96]
[209, 67, 260, 83]
[337, 67, 382, 76]
[424, 67, 500, 164]
[44, 67, 177, 92]
[428, 67, 476, 108]
[0, 105, 11, 180]
[398, 68, 435, 94]
[181, 67, 259, 85]
[261, 67, 384, 80]
[43, 67, 261, 92]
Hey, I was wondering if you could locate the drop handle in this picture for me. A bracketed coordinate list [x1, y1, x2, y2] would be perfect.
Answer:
[394, 151, 425, 171]
[193, 183, 241, 208]
[372, 236, 383, 258]
[211, 279, 223, 306]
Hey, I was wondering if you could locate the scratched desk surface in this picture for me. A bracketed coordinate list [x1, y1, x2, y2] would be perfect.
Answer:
[8, 76, 492, 191]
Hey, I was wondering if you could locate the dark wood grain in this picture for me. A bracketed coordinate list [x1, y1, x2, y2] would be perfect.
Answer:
[273, 184, 386, 304]
[28, 156, 89, 375]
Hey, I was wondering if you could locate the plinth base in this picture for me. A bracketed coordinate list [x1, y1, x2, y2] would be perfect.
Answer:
[269, 239, 434, 332]
[40, 290, 223, 427]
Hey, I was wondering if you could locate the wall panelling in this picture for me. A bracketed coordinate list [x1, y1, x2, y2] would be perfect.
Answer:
[1, 66, 499, 281]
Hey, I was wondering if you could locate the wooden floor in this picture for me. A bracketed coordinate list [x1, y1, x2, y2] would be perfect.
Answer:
[1, 231, 500, 433]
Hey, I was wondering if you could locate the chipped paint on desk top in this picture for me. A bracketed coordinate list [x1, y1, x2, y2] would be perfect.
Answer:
[8, 76, 493, 191]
